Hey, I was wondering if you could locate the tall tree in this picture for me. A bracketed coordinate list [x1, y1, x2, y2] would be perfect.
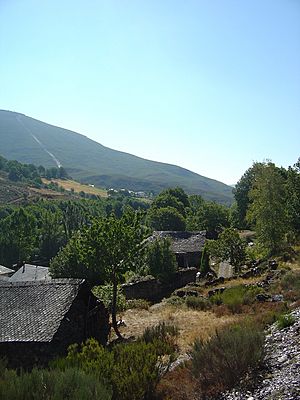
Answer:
[50, 210, 146, 338]
[285, 159, 300, 241]
[247, 162, 288, 255]
[233, 162, 264, 228]
[147, 206, 186, 231]
[0, 207, 37, 266]
[206, 228, 246, 272]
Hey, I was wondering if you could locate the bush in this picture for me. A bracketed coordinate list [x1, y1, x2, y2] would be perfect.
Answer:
[210, 285, 262, 313]
[141, 322, 179, 354]
[0, 367, 112, 400]
[165, 295, 184, 306]
[55, 338, 173, 400]
[190, 322, 265, 396]
[277, 313, 296, 329]
[279, 271, 300, 301]
[185, 296, 211, 311]
[125, 298, 151, 310]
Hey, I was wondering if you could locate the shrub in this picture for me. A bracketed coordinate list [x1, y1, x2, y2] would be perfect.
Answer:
[125, 298, 151, 310]
[165, 295, 184, 306]
[111, 341, 163, 400]
[210, 285, 263, 313]
[277, 313, 296, 329]
[141, 322, 179, 354]
[185, 296, 211, 311]
[0, 367, 112, 400]
[190, 322, 265, 396]
[279, 271, 300, 301]
[250, 302, 289, 329]
[55, 337, 173, 400]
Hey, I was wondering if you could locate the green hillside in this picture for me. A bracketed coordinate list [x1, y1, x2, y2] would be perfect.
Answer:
[0, 110, 233, 204]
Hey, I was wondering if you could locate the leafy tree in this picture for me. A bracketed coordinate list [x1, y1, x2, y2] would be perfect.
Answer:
[162, 187, 190, 208]
[147, 206, 186, 231]
[145, 238, 177, 282]
[233, 162, 264, 228]
[49, 231, 94, 281]
[186, 195, 229, 236]
[0, 207, 37, 266]
[152, 193, 186, 216]
[58, 201, 89, 240]
[206, 228, 246, 271]
[247, 162, 288, 255]
[50, 210, 147, 338]
[37, 207, 66, 261]
[285, 160, 300, 241]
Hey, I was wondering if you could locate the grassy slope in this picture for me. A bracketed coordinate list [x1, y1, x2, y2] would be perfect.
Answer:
[43, 178, 108, 197]
[0, 110, 233, 204]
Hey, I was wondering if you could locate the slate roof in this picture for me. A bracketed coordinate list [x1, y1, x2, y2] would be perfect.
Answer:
[147, 231, 206, 254]
[0, 279, 84, 343]
[10, 264, 50, 282]
[0, 265, 15, 276]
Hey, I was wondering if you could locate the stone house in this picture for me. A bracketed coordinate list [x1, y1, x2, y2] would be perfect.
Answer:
[147, 231, 207, 268]
[0, 279, 109, 369]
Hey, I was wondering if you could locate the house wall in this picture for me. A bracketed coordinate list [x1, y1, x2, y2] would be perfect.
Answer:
[175, 252, 202, 268]
[122, 268, 197, 302]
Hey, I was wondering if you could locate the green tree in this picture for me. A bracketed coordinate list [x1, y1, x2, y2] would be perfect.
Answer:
[247, 162, 288, 255]
[50, 210, 146, 338]
[186, 196, 229, 236]
[285, 159, 300, 241]
[152, 193, 186, 216]
[0, 207, 37, 266]
[147, 206, 186, 231]
[206, 228, 246, 272]
[146, 238, 177, 282]
[159, 187, 190, 208]
[233, 162, 264, 228]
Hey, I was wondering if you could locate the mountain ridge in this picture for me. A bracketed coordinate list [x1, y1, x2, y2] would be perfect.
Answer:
[0, 110, 233, 204]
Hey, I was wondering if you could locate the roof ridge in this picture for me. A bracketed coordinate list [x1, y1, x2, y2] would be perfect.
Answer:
[0, 278, 85, 288]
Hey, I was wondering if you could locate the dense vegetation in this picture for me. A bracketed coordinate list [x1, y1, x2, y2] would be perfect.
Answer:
[0, 154, 68, 185]
[1, 323, 178, 400]
[1, 155, 300, 399]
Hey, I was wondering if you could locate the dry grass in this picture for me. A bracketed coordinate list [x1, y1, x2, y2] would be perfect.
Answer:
[29, 187, 65, 197]
[42, 178, 108, 197]
[119, 303, 240, 354]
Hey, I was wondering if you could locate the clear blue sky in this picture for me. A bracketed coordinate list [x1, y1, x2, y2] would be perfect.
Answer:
[0, 0, 299, 184]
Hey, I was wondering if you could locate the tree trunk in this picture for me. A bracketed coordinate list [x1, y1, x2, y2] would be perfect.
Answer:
[111, 276, 122, 339]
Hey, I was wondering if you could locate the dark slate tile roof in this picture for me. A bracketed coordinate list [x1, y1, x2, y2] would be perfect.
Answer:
[0, 279, 84, 343]
[147, 231, 206, 254]
[9, 264, 51, 282]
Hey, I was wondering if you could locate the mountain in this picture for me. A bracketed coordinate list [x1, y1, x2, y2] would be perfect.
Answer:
[0, 110, 233, 204]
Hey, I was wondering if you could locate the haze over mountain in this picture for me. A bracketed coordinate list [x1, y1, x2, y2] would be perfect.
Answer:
[0, 110, 233, 204]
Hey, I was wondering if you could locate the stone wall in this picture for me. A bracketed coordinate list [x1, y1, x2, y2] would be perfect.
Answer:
[122, 268, 197, 302]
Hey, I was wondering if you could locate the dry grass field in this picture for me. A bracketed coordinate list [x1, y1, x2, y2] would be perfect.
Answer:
[42, 178, 108, 197]
[118, 303, 241, 354]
